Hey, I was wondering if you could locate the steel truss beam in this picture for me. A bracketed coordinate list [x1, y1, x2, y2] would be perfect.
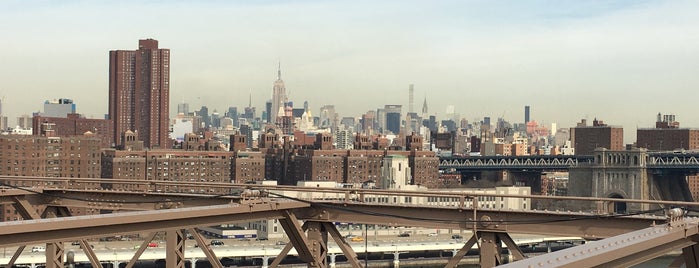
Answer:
[297, 203, 657, 239]
[188, 228, 224, 268]
[270, 222, 308, 268]
[269, 221, 363, 268]
[444, 232, 525, 268]
[125, 232, 158, 268]
[278, 211, 325, 266]
[0, 202, 309, 247]
[499, 218, 699, 267]
[79, 239, 102, 268]
[45, 242, 64, 268]
[4, 245, 26, 268]
[166, 230, 186, 268]
[321, 222, 363, 268]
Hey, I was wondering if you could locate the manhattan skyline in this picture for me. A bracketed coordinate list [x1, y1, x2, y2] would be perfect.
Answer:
[1, 1, 698, 142]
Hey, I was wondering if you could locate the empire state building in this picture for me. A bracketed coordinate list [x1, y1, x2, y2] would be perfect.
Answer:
[270, 63, 288, 124]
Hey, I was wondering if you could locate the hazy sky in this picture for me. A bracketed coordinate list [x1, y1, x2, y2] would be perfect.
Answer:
[1, 0, 698, 142]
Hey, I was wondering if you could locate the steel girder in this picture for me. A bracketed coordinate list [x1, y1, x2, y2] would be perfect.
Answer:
[499, 218, 699, 267]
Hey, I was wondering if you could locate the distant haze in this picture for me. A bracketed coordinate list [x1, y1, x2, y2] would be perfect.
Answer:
[1, 1, 698, 143]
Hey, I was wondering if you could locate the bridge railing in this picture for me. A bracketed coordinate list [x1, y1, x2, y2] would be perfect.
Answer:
[0, 176, 691, 216]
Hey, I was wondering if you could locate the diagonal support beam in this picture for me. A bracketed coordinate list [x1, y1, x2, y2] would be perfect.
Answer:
[80, 240, 103, 268]
[11, 196, 41, 220]
[278, 210, 323, 265]
[125, 232, 158, 268]
[188, 228, 223, 268]
[322, 222, 363, 268]
[496, 233, 526, 261]
[445, 234, 478, 268]
[4, 245, 26, 268]
[166, 230, 186, 268]
[270, 222, 309, 268]
[269, 241, 295, 268]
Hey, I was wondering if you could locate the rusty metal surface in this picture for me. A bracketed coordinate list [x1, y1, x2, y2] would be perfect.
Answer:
[499, 218, 699, 268]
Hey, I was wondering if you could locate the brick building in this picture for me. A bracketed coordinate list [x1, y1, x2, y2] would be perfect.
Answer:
[0, 134, 101, 221]
[101, 150, 234, 192]
[33, 114, 113, 148]
[109, 39, 170, 149]
[571, 118, 624, 155]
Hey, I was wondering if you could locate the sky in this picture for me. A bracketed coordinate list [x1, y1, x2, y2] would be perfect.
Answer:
[1, 0, 698, 143]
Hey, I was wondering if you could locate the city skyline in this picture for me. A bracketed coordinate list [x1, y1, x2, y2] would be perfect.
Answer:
[1, 1, 699, 142]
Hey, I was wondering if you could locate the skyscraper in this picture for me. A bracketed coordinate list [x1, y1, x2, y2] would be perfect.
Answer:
[109, 39, 170, 149]
[385, 105, 402, 135]
[271, 63, 287, 125]
[525, 105, 530, 124]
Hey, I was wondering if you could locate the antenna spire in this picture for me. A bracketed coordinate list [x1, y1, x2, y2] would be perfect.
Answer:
[277, 61, 281, 80]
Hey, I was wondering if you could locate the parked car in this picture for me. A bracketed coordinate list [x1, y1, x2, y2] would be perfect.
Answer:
[31, 246, 46, 253]
[398, 232, 411, 237]
[275, 241, 287, 246]
[350, 236, 364, 242]
[427, 233, 438, 237]
[210, 240, 225, 246]
[451, 234, 463, 239]
[148, 242, 159, 247]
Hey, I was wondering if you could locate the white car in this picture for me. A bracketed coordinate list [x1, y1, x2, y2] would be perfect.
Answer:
[31, 246, 46, 253]
[427, 233, 438, 237]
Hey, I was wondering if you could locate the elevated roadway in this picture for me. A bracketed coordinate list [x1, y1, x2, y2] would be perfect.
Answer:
[1, 176, 698, 268]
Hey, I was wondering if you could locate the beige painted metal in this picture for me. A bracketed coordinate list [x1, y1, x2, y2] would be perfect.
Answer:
[45, 242, 64, 268]
[444, 235, 478, 268]
[278, 211, 324, 266]
[0, 202, 309, 247]
[269, 222, 309, 268]
[125, 232, 158, 268]
[321, 222, 363, 268]
[499, 233, 526, 261]
[306, 222, 328, 268]
[79, 240, 102, 268]
[166, 230, 186, 268]
[499, 218, 699, 268]
[5, 245, 26, 268]
[188, 228, 224, 268]
[479, 232, 501, 267]
[268, 242, 294, 268]
[297, 203, 660, 239]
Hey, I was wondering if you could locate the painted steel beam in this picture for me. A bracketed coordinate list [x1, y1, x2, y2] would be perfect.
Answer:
[125, 232, 158, 268]
[188, 228, 223, 268]
[445, 235, 478, 268]
[4, 245, 26, 268]
[278, 211, 324, 266]
[166, 230, 186, 268]
[499, 219, 699, 268]
[79, 239, 102, 268]
[322, 222, 363, 268]
[41, 190, 238, 210]
[0, 202, 309, 247]
[297, 203, 659, 239]
[270, 222, 309, 268]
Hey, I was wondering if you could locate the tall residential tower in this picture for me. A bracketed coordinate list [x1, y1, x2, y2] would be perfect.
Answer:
[109, 39, 170, 149]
